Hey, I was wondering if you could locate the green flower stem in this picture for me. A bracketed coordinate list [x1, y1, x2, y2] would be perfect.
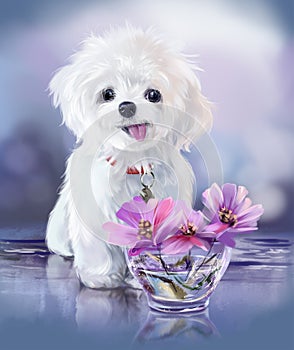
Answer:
[175, 267, 220, 291]
[145, 251, 180, 294]
[185, 240, 215, 282]
[142, 242, 219, 294]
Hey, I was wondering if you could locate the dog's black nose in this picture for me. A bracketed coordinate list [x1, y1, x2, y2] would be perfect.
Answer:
[118, 101, 136, 118]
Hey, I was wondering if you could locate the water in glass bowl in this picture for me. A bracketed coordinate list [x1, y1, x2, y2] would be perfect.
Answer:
[126, 242, 231, 313]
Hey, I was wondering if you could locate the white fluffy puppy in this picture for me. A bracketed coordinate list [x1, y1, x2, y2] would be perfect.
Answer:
[46, 26, 212, 288]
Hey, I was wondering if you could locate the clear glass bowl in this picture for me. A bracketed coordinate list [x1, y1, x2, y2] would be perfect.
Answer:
[126, 242, 231, 313]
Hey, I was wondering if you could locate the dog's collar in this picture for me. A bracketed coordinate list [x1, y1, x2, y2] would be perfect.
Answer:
[106, 157, 152, 175]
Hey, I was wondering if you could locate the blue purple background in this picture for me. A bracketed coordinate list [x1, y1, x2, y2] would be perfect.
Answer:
[0, 0, 293, 232]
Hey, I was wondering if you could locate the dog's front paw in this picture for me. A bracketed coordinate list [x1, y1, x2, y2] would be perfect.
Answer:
[76, 268, 125, 289]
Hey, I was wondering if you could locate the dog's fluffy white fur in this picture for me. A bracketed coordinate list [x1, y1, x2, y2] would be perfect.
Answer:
[46, 25, 213, 288]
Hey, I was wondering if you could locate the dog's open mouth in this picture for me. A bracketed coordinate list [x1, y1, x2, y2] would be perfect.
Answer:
[121, 123, 149, 141]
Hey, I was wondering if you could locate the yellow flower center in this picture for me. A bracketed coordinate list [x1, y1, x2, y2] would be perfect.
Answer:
[179, 222, 198, 236]
[138, 219, 153, 239]
[218, 207, 238, 227]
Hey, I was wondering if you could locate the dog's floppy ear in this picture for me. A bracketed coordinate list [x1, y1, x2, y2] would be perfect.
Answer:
[162, 52, 213, 152]
[181, 67, 213, 151]
[49, 36, 105, 137]
[49, 62, 86, 137]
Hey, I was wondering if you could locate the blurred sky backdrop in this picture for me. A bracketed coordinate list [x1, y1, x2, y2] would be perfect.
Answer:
[0, 0, 293, 234]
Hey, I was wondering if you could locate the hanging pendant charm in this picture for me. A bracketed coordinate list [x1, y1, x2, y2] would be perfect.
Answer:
[140, 187, 154, 203]
[140, 171, 155, 203]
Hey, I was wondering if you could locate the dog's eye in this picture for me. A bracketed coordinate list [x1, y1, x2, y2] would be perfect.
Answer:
[102, 88, 116, 102]
[144, 89, 162, 103]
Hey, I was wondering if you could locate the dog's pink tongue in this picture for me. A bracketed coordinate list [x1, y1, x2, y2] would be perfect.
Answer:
[128, 124, 147, 141]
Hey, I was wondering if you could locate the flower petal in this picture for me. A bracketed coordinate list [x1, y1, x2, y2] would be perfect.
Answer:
[205, 221, 229, 235]
[229, 226, 258, 233]
[202, 183, 224, 215]
[103, 222, 138, 246]
[234, 186, 249, 208]
[197, 231, 217, 238]
[128, 239, 157, 255]
[154, 209, 185, 244]
[133, 196, 144, 202]
[153, 197, 175, 230]
[222, 183, 237, 209]
[218, 231, 236, 247]
[128, 247, 145, 256]
[118, 199, 143, 217]
[128, 239, 155, 256]
[161, 236, 193, 255]
[188, 210, 206, 230]
[139, 198, 159, 222]
[190, 236, 210, 251]
[235, 197, 252, 213]
[120, 197, 157, 222]
[237, 204, 264, 225]
[116, 206, 140, 227]
[235, 219, 258, 228]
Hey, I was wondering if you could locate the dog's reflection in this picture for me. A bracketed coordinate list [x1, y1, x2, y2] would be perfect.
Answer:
[76, 287, 147, 331]
[46, 255, 219, 341]
[46, 254, 147, 330]
[135, 309, 219, 343]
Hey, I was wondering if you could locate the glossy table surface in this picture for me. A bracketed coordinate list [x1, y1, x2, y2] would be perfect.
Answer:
[0, 228, 293, 350]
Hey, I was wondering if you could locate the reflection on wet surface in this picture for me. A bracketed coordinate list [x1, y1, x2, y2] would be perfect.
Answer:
[0, 233, 293, 346]
[0, 239, 49, 257]
[136, 309, 220, 344]
[226, 237, 294, 285]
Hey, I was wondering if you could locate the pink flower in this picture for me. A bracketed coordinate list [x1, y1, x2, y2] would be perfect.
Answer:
[202, 183, 264, 247]
[161, 201, 212, 255]
[102, 196, 183, 255]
